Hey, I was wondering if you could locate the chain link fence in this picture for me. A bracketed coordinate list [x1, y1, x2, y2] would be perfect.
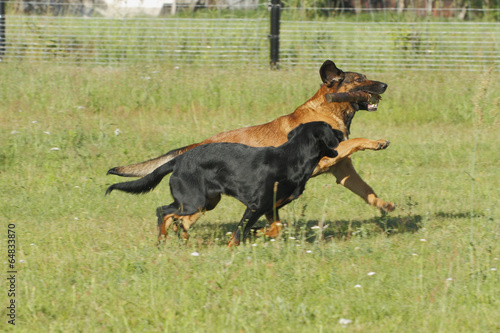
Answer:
[1, 1, 499, 70]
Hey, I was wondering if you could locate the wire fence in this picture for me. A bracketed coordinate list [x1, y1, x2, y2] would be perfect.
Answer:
[1, 2, 499, 71]
[5, 16, 269, 65]
[280, 21, 500, 71]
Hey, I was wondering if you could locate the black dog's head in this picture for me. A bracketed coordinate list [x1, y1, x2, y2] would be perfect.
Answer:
[320, 60, 388, 112]
[287, 122, 343, 158]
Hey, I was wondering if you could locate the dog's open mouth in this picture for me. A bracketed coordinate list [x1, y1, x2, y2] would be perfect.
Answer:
[324, 91, 383, 111]
[361, 93, 382, 112]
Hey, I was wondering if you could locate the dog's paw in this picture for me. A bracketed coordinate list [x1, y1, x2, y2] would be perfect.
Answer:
[375, 140, 390, 150]
[252, 222, 283, 238]
[380, 201, 396, 213]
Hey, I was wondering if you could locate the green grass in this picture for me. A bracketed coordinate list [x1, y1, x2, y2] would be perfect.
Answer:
[0, 63, 499, 332]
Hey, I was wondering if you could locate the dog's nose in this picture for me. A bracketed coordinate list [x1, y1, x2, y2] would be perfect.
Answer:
[381, 82, 388, 92]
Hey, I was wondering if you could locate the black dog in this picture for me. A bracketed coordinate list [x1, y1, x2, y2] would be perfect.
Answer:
[106, 122, 343, 246]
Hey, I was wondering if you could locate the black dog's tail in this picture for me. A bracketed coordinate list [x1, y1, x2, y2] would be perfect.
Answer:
[106, 158, 177, 196]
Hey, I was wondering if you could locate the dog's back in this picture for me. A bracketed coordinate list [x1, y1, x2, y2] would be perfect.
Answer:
[108, 122, 341, 207]
[171, 143, 285, 202]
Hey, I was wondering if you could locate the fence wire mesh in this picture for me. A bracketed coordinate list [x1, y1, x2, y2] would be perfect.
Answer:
[280, 21, 500, 71]
[4, 16, 269, 65]
[1, 2, 499, 71]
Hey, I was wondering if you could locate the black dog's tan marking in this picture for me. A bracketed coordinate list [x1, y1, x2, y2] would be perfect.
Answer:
[108, 60, 395, 237]
[106, 122, 343, 246]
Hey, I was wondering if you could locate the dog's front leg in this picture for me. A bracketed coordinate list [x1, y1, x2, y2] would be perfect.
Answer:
[331, 157, 396, 213]
[314, 138, 390, 175]
[337, 137, 390, 154]
[262, 211, 283, 238]
[228, 209, 250, 247]
[228, 208, 263, 247]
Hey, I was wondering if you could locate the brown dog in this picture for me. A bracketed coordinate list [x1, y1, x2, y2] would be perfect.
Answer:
[107, 60, 396, 241]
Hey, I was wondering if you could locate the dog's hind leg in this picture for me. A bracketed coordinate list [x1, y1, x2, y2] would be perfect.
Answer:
[156, 203, 194, 243]
[157, 205, 180, 244]
[175, 194, 221, 240]
[158, 215, 178, 243]
[177, 212, 203, 240]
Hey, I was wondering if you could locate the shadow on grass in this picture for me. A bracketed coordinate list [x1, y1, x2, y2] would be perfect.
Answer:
[305, 213, 423, 241]
[175, 211, 483, 246]
[434, 211, 484, 219]
[193, 213, 424, 245]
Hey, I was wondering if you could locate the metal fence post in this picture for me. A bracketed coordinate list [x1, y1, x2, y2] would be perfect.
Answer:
[0, 0, 5, 59]
[269, 0, 280, 69]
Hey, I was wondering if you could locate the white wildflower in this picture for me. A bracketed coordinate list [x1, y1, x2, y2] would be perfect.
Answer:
[338, 318, 352, 325]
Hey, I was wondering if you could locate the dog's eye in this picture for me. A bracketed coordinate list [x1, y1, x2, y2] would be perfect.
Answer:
[355, 78, 364, 83]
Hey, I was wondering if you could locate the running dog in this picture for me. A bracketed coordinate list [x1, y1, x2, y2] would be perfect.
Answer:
[107, 60, 395, 239]
[106, 122, 344, 246]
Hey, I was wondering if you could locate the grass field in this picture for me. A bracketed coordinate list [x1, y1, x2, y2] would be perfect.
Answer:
[1, 63, 499, 332]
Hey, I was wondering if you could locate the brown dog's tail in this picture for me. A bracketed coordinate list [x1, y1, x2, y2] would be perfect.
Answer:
[106, 157, 177, 196]
[106, 143, 201, 177]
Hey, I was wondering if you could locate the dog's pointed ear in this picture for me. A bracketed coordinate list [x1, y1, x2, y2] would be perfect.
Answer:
[320, 60, 344, 87]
